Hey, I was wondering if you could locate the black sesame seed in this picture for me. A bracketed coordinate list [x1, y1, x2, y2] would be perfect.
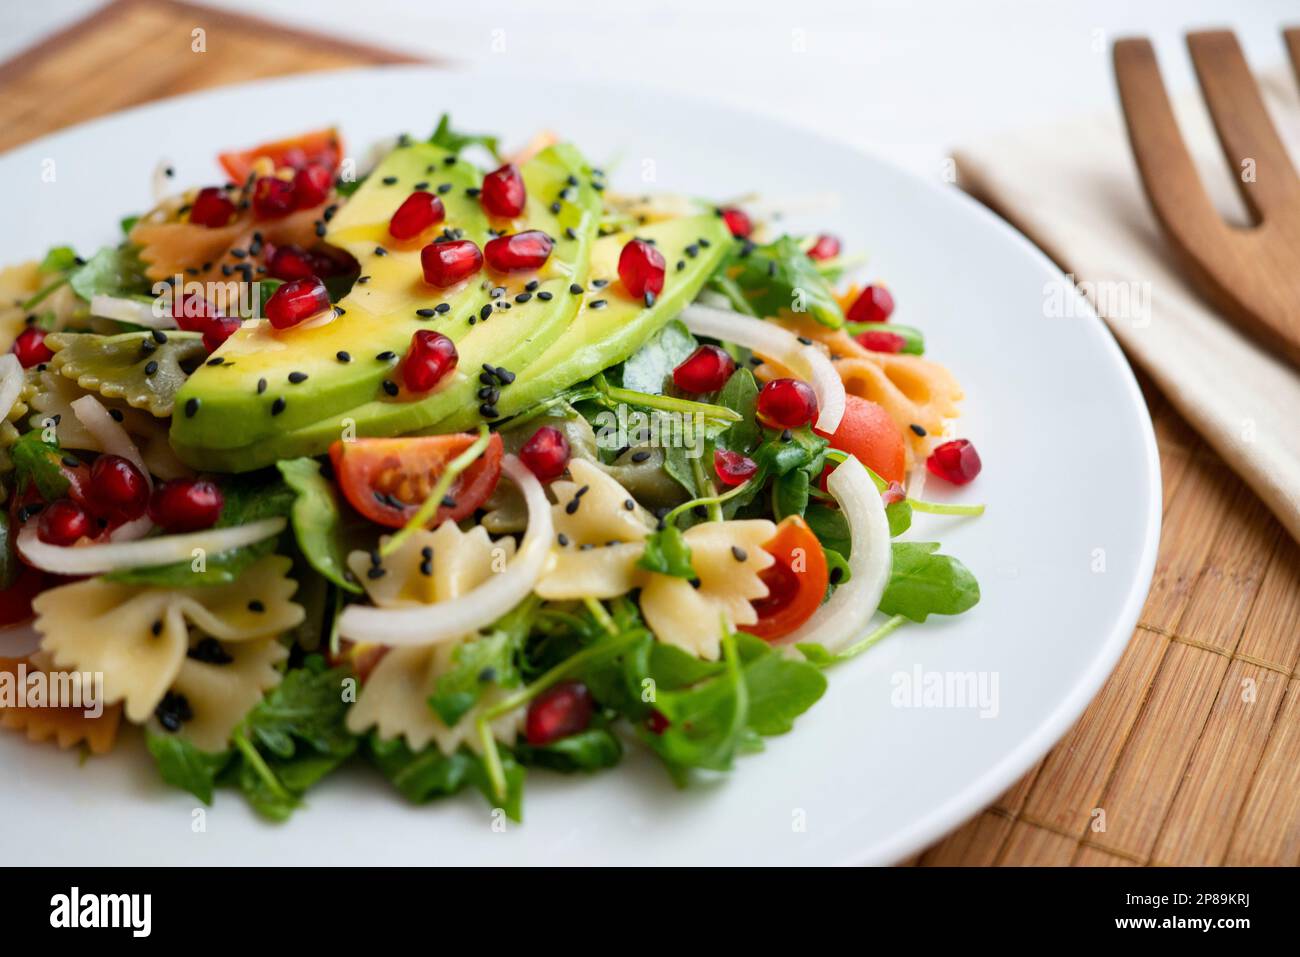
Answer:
[830, 566, 844, 584]
[631, 450, 651, 463]
[592, 279, 609, 288]
[437, 183, 453, 194]
[731, 546, 748, 562]
[570, 283, 583, 295]
[257, 377, 268, 394]
[550, 201, 562, 214]
[419, 560, 433, 576]
[381, 175, 398, 185]
[435, 302, 450, 314]
[564, 227, 577, 240]
[644, 292, 656, 307]
[61, 455, 79, 468]
[565, 498, 581, 515]
[184, 398, 199, 418]
[465, 187, 481, 198]
[797, 336, 813, 346]
[479, 403, 499, 418]
[374, 246, 388, 256]
[515, 292, 532, 304]
[357, 275, 371, 284]
[494, 367, 515, 384]
[151, 329, 168, 344]
[143, 360, 159, 376]
[479, 304, 493, 321]
[271, 397, 286, 415]
[151, 619, 163, 636]
[288, 371, 308, 384]
[590, 299, 607, 309]
[557, 533, 570, 547]
[382, 379, 399, 396]
[624, 498, 636, 511]
[376, 350, 397, 361]
[909, 423, 927, 437]
[676, 260, 686, 271]
[108, 409, 124, 422]
[187, 636, 233, 664]
[413, 181, 429, 191]
[416, 308, 436, 318]
[780, 429, 793, 442]
[206, 356, 223, 366]
[685, 244, 699, 258]
[336, 351, 351, 364]
[367, 566, 387, 580]
[537, 290, 553, 301]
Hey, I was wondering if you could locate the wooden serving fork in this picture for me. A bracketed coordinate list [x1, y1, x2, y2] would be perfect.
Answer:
[1114, 29, 1300, 366]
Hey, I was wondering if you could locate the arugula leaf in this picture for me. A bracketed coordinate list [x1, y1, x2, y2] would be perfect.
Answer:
[515, 728, 622, 773]
[715, 367, 760, 453]
[228, 657, 358, 821]
[878, 542, 981, 622]
[367, 734, 476, 802]
[427, 598, 535, 726]
[637, 524, 695, 578]
[773, 468, 810, 519]
[145, 732, 232, 804]
[734, 632, 827, 735]
[276, 458, 361, 593]
[887, 499, 913, 538]
[823, 547, 852, 597]
[107, 471, 296, 586]
[38, 246, 80, 274]
[753, 425, 827, 478]
[428, 113, 501, 161]
[720, 236, 844, 328]
[68, 244, 149, 301]
[9, 431, 70, 502]
[119, 215, 140, 236]
[619, 319, 697, 394]
[804, 503, 850, 555]
[643, 631, 748, 774]
[468, 748, 525, 821]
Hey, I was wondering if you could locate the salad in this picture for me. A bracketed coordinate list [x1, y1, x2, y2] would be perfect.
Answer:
[0, 117, 983, 820]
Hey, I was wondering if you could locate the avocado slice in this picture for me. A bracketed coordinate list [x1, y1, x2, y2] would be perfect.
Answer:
[171, 140, 601, 471]
[433, 214, 731, 431]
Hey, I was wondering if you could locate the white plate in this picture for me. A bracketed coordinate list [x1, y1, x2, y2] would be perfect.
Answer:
[0, 67, 1159, 866]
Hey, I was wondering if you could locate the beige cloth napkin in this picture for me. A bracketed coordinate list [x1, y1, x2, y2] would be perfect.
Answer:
[955, 72, 1300, 543]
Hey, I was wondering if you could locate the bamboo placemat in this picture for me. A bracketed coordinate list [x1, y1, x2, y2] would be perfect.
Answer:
[3, 0, 1297, 867]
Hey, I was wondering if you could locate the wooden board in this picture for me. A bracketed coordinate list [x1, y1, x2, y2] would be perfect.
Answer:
[2, 0, 1296, 867]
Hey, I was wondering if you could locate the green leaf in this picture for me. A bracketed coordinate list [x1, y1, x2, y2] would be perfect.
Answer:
[643, 631, 748, 774]
[68, 245, 149, 301]
[276, 458, 362, 593]
[10, 431, 70, 502]
[753, 425, 826, 478]
[39, 246, 80, 274]
[773, 468, 810, 519]
[619, 319, 697, 394]
[428, 113, 501, 161]
[515, 728, 622, 773]
[887, 499, 913, 538]
[243, 657, 357, 760]
[878, 542, 981, 622]
[845, 321, 925, 355]
[823, 547, 852, 596]
[721, 235, 844, 328]
[367, 734, 476, 803]
[715, 367, 760, 453]
[469, 748, 525, 821]
[637, 524, 695, 578]
[145, 732, 232, 804]
[107, 471, 296, 586]
[427, 631, 521, 726]
[804, 503, 851, 556]
[734, 633, 827, 735]
[119, 215, 140, 236]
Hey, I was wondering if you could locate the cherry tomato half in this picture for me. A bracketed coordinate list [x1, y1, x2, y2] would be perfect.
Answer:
[740, 516, 829, 642]
[328, 433, 504, 529]
[815, 394, 906, 486]
[218, 128, 344, 183]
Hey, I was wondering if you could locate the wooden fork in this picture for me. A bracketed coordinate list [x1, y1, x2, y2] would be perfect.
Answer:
[1114, 29, 1300, 366]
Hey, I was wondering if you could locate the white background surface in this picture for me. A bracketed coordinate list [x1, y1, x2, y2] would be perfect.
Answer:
[5, 0, 1299, 172]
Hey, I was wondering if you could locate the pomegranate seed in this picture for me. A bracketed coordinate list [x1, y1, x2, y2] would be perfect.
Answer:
[847, 284, 894, 324]
[646, 710, 670, 735]
[388, 191, 446, 241]
[484, 230, 553, 272]
[86, 454, 149, 521]
[525, 680, 594, 745]
[311, 244, 359, 278]
[714, 449, 758, 486]
[292, 164, 332, 209]
[672, 344, 734, 393]
[37, 499, 91, 546]
[756, 378, 818, 429]
[519, 426, 570, 481]
[265, 277, 330, 329]
[12, 327, 52, 368]
[189, 187, 236, 228]
[480, 163, 527, 218]
[926, 439, 982, 485]
[148, 479, 224, 532]
[856, 329, 905, 353]
[400, 330, 458, 393]
[421, 239, 483, 287]
[267, 244, 318, 281]
[807, 234, 841, 261]
[720, 207, 752, 238]
[171, 292, 220, 331]
[881, 480, 907, 505]
[251, 176, 296, 219]
[618, 239, 666, 299]
[202, 316, 242, 353]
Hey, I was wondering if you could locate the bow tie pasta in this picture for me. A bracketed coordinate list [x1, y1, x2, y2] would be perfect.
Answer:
[33, 555, 303, 744]
[344, 523, 521, 754]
